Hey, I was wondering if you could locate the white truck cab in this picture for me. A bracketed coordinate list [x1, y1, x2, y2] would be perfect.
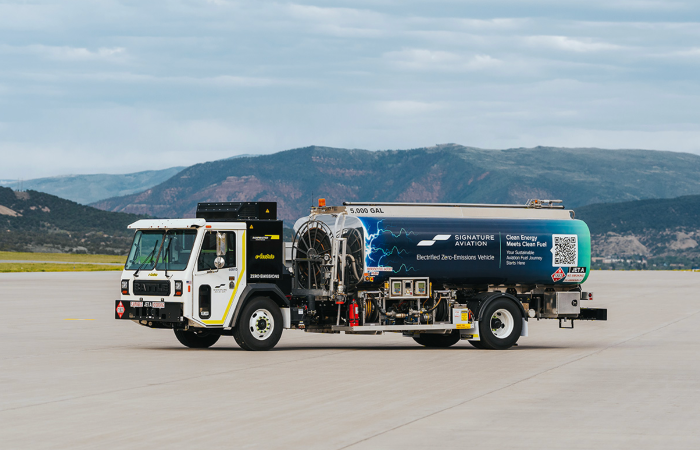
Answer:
[115, 202, 291, 350]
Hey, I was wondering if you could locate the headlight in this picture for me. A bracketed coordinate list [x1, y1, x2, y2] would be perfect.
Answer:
[174, 280, 183, 296]
[121, 280, 129, 295]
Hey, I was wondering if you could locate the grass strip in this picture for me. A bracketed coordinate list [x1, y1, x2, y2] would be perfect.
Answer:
[0, 251, 126, 264]
[0, 263, 123, 273]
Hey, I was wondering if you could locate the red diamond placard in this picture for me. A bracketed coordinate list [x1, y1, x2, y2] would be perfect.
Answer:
[551, 267, 565, 282]
[116, 301, 125, 318]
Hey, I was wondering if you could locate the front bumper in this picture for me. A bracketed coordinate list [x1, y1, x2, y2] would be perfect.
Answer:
[115, 300, 184, 323]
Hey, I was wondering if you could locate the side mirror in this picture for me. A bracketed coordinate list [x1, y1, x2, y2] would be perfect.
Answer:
[214, 232, 226, 269]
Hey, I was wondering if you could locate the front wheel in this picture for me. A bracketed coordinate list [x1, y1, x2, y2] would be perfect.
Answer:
[233, 297, 283, 351]
[478, 298, 522, 350]
[413, 330, 461, 348]
[174, 329, 220, 348]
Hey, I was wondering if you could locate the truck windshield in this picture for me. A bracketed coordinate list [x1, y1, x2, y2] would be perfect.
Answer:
[125, 230, 197, 271]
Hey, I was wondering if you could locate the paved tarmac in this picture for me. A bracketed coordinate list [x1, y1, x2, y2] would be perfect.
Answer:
[0, 271, 698, 449]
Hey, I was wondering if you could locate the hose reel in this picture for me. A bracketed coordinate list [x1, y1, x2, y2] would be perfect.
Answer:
[293, 219, 333, 291]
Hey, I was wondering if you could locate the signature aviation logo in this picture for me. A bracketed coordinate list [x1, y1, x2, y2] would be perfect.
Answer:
[417, 235, 452, 246]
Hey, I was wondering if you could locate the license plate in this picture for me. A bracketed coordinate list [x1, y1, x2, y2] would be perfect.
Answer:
[130, 301, 165, 308]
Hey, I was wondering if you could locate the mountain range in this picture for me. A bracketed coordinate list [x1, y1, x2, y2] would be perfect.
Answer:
[92, 144, 700, 223]
[3, 144, 700, 264]
[0, 166, 184, 205]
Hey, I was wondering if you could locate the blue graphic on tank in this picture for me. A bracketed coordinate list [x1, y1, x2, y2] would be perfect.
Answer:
[356, 216, 591, 286]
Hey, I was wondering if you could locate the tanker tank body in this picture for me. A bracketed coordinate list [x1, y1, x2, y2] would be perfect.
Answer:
[293, 200, 591, 292]
[290, 200, 606, 350]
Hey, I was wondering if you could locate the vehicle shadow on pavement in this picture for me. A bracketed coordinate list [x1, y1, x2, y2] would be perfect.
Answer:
[134, 345, 549, 351]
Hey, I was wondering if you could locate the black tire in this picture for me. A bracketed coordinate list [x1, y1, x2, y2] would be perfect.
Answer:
[232, 297, 283, 351]
[468, 339, 488, 349]
[413, 330, 461, 348]
[478, 298, 522, 350]
[174, 329, 220, 349]
[232, 328, 250, 351]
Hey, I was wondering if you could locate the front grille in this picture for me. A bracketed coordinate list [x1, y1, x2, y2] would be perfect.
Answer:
[133, 280, 171, 296]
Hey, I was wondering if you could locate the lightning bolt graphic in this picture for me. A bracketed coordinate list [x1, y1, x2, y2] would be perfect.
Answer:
[376, 246, 408, 257]
[392, 264, 418, 273]
[373, 246, 409, 266]
[363, 219, 416, 266]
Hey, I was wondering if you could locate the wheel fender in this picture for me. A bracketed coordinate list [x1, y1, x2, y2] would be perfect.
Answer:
[229, 284, 290, 328]
[469, 292, 527, 322]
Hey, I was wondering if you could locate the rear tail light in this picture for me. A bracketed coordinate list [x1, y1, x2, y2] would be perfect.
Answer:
[121, 280, 129, 295]
[174, 281, 183, 296]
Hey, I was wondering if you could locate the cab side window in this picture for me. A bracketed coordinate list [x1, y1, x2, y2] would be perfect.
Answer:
[197, 231, 236, 271]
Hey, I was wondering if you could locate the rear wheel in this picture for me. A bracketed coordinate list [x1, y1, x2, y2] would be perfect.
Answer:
[413, 330, 461, 348]
[468, 340, 487, 349]
[479, 298, 522, 350]
[174, 329, 220, 349]
[233, 297, 283, 351]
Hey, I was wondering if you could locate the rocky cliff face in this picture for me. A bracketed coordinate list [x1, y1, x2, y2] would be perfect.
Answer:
[592, 230, 699, 258]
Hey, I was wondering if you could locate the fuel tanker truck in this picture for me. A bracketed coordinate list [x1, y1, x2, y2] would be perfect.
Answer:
[115, 200, 606, 350]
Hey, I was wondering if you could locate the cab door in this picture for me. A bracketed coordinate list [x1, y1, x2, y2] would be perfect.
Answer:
[193, 230, 240, 325]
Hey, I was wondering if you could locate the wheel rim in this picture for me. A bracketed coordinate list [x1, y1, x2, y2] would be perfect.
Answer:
[249, 308, 274, 340]
[490, 308, 514, 339]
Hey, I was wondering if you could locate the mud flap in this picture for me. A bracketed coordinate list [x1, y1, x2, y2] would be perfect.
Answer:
[459, 322, 480, 341]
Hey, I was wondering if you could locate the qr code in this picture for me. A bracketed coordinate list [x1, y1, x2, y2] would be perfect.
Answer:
[552, 234, 578, 267]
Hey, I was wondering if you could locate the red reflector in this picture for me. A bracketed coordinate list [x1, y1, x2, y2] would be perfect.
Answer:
[122, 290, 128, 295]
[188, 285, 191, 292]
[205, 225, 211, 228]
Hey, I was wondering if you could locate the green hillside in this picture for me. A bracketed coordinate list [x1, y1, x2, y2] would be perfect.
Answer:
[576, 195, 700, 235]
[576, 195, 700, 269]
[0, 187, 144, 254]
[92, 145, 700, 222]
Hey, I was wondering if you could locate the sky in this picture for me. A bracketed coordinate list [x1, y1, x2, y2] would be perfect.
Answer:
[1, 0, 700, 179]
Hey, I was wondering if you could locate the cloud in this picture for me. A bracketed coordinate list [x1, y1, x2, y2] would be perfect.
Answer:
[668, 47, 700, 57]
[525, 36, 624, 52]
[1, 0, 700, 179]
[374, 100, 447, 116]
[17, 71, 297, 89]
[286, 4, 382, 23]
[603, 0, 689, 10]
[384, 49, 502, 71]
[284, 4, 387, 38]
[1, 44, 127, 62]
[453, 18, 529, 29]
[42, 46, 127, 61]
